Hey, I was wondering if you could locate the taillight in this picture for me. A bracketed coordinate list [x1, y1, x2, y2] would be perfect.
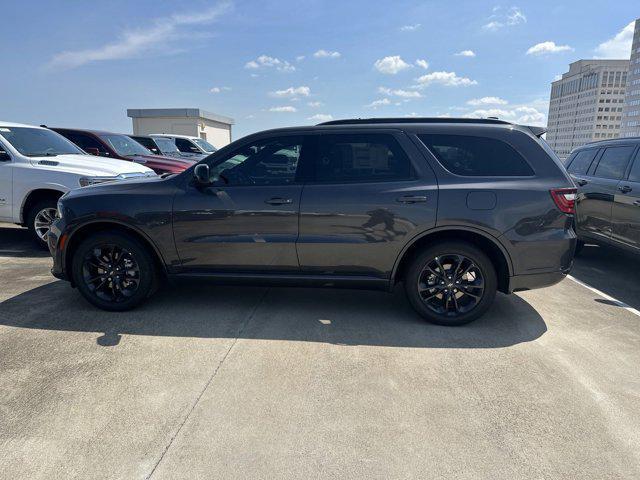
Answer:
[550, 188, 577, 214]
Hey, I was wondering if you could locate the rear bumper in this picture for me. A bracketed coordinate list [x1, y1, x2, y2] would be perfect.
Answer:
[508, 267, 570, 293]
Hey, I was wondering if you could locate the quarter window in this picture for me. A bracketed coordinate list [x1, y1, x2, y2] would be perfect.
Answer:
[313, 134, 413, 183]
[626, 151, 640, 183]
[567, 149, 598, 175]
[419, 134, 534, 176]
[208, 136, 305, 186]
[593, 146, 635, 180]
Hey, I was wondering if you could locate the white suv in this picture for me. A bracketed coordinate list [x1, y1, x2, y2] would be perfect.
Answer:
[0, 121, 156, 247]
[149, 134, 217, 155]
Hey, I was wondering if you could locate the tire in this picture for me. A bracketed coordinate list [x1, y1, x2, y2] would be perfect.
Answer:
[574, 240, 585, 256]
[71, 231, 157, 311]
[404, 241, 498, 326]
[26, 198, 59, 249]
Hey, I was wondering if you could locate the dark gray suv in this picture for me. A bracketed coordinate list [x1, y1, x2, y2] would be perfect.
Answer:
[565, 137, 640, 254]
[48, 118, 577, 325]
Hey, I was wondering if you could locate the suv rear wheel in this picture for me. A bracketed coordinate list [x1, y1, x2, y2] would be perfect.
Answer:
[71, 231, 157, 311]
[404, 241, 497, 326]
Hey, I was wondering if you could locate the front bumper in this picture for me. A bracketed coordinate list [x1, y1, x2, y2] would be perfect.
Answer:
[48, 218, 69, 281]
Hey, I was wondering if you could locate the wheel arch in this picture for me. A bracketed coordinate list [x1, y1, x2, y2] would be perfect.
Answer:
[64, 220, 168, 284]
[391, 227, 514, 294]
[20, 188, 65, 224]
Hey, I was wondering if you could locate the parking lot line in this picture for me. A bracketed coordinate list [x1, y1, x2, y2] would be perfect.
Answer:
[567, 275, 640, 318]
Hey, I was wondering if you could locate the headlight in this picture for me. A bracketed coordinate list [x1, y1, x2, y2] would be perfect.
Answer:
[78, 176, 118, 187]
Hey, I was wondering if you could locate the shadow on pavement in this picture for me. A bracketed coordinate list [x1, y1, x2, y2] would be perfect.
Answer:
[0, 225, 49, 258]
[0, 280, 547, 349]
[571, 243, 640, 311]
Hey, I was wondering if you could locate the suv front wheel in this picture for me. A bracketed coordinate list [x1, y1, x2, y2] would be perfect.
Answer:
[71, 231, 157, 311]
[404, 241, 497, 326]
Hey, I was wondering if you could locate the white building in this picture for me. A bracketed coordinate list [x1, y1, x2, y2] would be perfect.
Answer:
[621, 18, 640, 138]
[127, 108, 235, 148]
[546, 59, 628, 158]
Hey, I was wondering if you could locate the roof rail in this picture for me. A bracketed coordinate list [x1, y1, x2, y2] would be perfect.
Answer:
[585, 136, 640, 145]
[318, 117, 513, 126]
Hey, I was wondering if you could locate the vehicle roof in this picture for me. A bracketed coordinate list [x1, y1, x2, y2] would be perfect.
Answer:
[50, 127, 129, 137]
[149, 134, 202, 140]
[574, 136, 640, 151]
[230, 118, 539, 139]
[0, 121, 46, 129]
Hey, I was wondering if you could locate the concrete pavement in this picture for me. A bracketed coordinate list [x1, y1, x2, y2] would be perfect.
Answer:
[0, 224, 639, 479]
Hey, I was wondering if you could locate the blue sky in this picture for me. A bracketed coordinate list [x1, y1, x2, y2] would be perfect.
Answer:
[1, 1, 638, 141]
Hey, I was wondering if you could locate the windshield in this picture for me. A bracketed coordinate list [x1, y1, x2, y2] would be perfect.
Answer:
[154, 137, 180, 153]
[193, 138, 217, 153]
[102, 134, 152, 156]
[0, 126, 84, 156]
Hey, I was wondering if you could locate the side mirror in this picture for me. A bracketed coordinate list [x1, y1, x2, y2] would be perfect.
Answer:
[85, 147, 100, 156]
[193, 164, 211, 185]
[0, 150, 10, 161]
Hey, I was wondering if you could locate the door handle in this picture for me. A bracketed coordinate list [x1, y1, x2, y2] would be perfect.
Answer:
[397, 195, 428, 204]
[576, 179, 588, 186]
[265, 197, 292, 205]
[618, 185, 633, 194]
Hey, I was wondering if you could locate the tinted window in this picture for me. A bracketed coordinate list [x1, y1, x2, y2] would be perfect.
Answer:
[67, 133, 109, 155]
[133, 136, 159, 153]
[101, 134, 151, 156]
[593, 146, 634, 180]
[419, 134, 534, 176]
[154, 137, 180, 154]
[175, 138, 200, 154]
[208, 136, 305, 186]
[627, 151, 640, 183]
[314, 134, 412, 183]
[567, 149, 598, 175]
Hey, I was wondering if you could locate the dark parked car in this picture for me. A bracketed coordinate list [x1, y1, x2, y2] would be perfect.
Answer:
[565, 137, 640, 254]
[48, 118, 577, 325]
[50, 128, 196, 175]
[131, 135, 207, 161]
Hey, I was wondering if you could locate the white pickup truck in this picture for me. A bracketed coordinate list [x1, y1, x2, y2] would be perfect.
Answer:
[0, 121, 156, 247]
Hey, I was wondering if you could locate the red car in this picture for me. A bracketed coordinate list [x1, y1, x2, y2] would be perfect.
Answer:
[50, 128, 196, 174]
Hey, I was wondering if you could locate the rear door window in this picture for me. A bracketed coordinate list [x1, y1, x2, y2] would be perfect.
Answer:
[567, 149, 599, 175]
[593, 146, 635, 180]
[313, 133, 413, 183]
[418, 134, 534, 176]
[628, 150, 640, 183]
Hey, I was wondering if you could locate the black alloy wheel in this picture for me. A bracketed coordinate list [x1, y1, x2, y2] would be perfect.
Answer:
[405, 241, 497, 326]
[72, 232, 157, 311]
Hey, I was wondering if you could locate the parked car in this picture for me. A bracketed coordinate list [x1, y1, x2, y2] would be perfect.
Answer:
[564, 137, 640, 254]
[50, 128, 196, 174]
[0, 121, 156, 247]
[149, 134, 217, 155]
[49, 118, 577, 325]
[131, 135, 207, 161]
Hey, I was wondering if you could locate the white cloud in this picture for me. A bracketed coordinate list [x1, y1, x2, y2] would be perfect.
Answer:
[482, 6, 526, 31]
[307, 101, 323, 107]
[464, 102, 547, 126]
[269, 106, 297, 113]
[374, 55, 412, 74]
[47, 2, 231, 69]
[269, 86, 311, 98]
[209, 86, 231, 93]
[554, 74, 562, 81]
[594, 21, 635, 59]
[313, 49, 341, 58]
[245, 54, 295, 72]
[415, 71, 478, 87]
[296, 55, 306, 61]
[308, 114, 333, 122]
[467, 96, 508, 106]
[455, 50, 476, 57]
[526, 41, 573, 56]
[365, 98, 391, 108]
[378, 87, 423, 98]
[415, 59, 429, 70]
[400, 24, 421, 32]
